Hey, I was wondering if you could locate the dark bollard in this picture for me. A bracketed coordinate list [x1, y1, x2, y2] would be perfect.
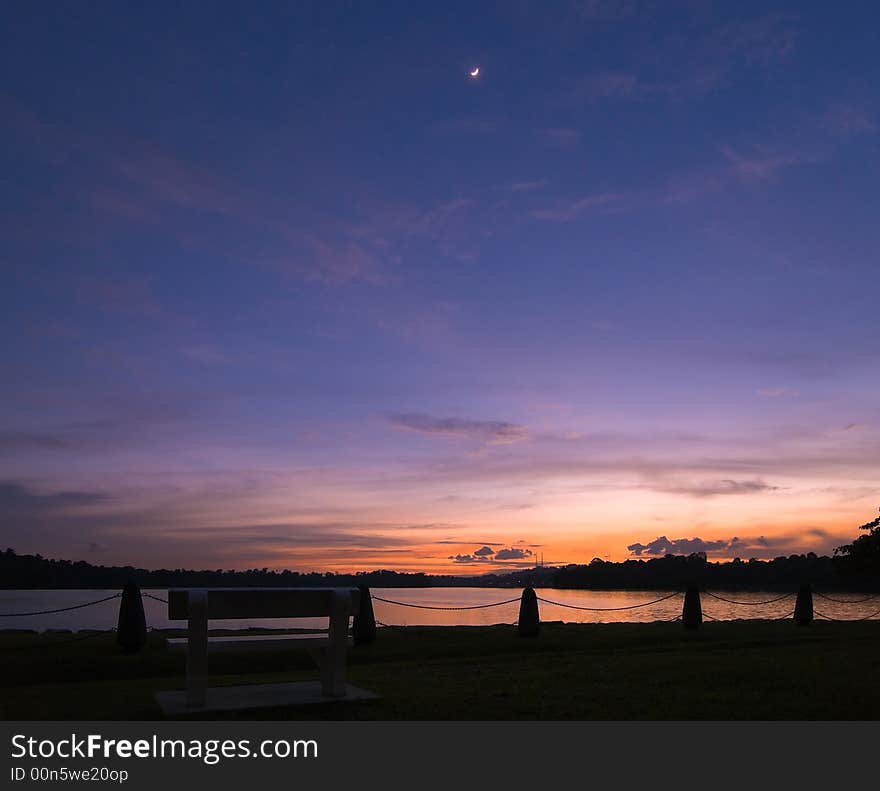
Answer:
[117, 579, 147, 653]
[518, 587, 540, 637]
[353, 585, 377, 645]
[682, 585, 702, 630]
[794, 583, 813, 626]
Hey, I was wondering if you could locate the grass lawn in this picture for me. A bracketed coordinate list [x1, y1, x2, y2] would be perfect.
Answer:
[2, 620, 879, 719]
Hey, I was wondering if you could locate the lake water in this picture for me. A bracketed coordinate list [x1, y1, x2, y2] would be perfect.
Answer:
[2, 587, 877, 632]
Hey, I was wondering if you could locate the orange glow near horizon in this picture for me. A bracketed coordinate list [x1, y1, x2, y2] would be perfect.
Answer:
[137, 493, 872, 576]
[14, 446, 875, 575]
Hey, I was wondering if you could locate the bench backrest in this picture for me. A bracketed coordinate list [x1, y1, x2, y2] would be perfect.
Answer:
[167, 587, 360, 620]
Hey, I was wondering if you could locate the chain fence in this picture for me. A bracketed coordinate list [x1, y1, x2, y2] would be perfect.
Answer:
[3, 586, 879, 637]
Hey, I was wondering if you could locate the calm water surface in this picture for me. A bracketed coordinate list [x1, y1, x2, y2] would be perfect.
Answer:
[1, 587, 877, 632]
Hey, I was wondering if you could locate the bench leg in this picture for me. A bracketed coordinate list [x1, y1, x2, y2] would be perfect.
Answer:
[322, 611, 349, 697]
[305, 645, 339, 696]
[186, 591, 208, 708]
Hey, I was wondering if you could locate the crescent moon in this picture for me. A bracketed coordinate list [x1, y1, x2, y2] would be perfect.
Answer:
[469, 67, 480, 77]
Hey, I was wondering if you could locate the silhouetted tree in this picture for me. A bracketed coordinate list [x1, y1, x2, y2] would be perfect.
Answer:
[3, 538, 879, 592]
[834, 509, 880, 576]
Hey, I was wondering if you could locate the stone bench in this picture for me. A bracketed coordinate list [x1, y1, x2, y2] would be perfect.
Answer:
[155, 587, 377, 714]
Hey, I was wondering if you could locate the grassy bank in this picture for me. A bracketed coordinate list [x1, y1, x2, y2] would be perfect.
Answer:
[2, 620, 879, 719]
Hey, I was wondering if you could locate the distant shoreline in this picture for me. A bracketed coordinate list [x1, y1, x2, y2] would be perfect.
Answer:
[2, 583, 880, 592]
[3, 548, 879, 592]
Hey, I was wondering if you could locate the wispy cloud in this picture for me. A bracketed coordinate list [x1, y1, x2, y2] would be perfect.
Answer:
[720, 144, 812, 182]
[78, 275, 165, 319]
[756, 387, 797, 398]
[0, 400, 195, 458]
[5, 97, 523, 290]
[500, 179, 547, 193]
[530, 135, 816, 221]
[387, 413, 529, 444]
[531, 192, 624, 222]
[180, 345, 231, 366]
[663, 145, 815, 206]
[431, 117, 500, 135]
[564, 14, 798, 106]
[365, 420, 880, 495]
[0, 481, 108, 516]
[654, 478, 781, 498]
[2, 98, 391, 287]
[374, 301, 460, 346]
[0, 432, 74, 451]
[407, 198, 476, 240]
[568, 0, 639, 21]
[569, 70, 638, 103]
[103, 142, 236, 217]
[0, 478, 467, 570]
[822, 103, 877, 138]
[541, 127, 581, 146]
[296, 234, 385, 286]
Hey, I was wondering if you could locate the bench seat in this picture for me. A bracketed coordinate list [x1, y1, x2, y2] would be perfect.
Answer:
[166, 633, 353, 651]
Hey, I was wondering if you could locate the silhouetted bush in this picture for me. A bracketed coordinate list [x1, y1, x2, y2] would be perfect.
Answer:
[794, 583, 813, 626]
[518, 587, 540, 637]
[353, 585, 377, 645]
[682, 585, 702, 630]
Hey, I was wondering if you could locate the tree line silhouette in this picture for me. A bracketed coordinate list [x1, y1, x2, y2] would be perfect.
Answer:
[552, 551, 877, 591]
[3, 509, 879, 592]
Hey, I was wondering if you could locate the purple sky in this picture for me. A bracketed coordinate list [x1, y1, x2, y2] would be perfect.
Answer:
[1, 1, 878, 572]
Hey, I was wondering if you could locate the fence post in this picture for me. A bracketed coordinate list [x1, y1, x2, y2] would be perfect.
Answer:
[518, 587, 540, 637]
[793, 583, 813, 626]
[682, 585, 702, 629]
[353, 585, 377, 645]
[117, 579, 147, 653]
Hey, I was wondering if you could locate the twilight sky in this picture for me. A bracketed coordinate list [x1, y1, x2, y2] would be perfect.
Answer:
[2, 1, 879, 573]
